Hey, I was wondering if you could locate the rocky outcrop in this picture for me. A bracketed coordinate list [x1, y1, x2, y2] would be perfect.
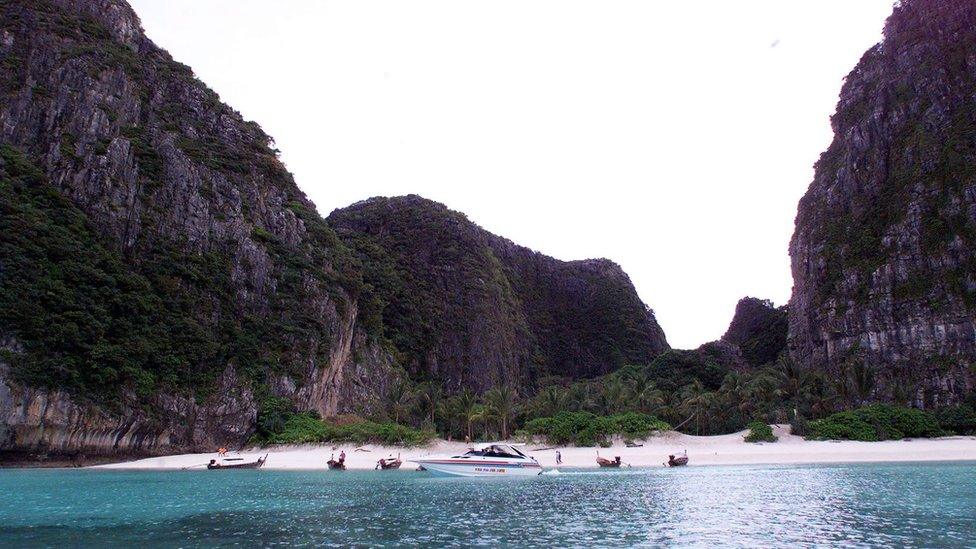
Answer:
[721, 297, 788, 368]
[789, 0, 976, 406]
[0, 358, 254, 459]
[328, 195, 669, 391]
[0, 0, 397, 457]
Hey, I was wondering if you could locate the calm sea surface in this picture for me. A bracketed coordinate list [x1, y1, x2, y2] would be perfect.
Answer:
[0, 462, 974, 547]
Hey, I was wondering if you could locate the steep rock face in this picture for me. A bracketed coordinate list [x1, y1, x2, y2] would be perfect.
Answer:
[789, 0, 976, 406]
[0, 0, 671, 458]
[489, 238, 669, 380]
[328, 195, 669, 391]
[721, 297, 788, 368]
[0, 0, 395, 457]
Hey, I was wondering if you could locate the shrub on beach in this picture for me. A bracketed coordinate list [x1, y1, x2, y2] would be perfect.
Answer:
[933, 404, 976, 435]
[524, 411, 670, 446]
[254, 412, 434, 446]
[807, 405, 942, 441]
[744, 421, 777, 443]
[611, 412, 673, 439]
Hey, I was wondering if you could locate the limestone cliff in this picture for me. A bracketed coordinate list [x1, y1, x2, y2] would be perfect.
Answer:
[721, 298, 788, 368]
[789, 0, 976, 406]
[0, 0, 398, 458]
[328, 195, 669, 391]
[0, 0, 670, 459]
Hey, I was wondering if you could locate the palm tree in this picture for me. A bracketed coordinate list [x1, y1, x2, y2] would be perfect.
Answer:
[600, 378, 627, 415]
[637, 385, 665, 415]
[486, 385, 516, 440]
[455, 389, 478, 441]
[833, 368, 855, 410]
[851, 362, 875, 405]
[720, 371, 750, 416]
[777, 358, 813, 406]
[387, 380, 415, 425]
[679, 380, 715, 435]
[658, 390, 684, 425]
[533, 386, 566, 417]
[417, 382, 443, 426]
[745, 371, 783, 416]
[806, 374, 836, 418]
[471, 402, 496, 440]
[565, 382, 596, 412]
[624, 372, 664, 414]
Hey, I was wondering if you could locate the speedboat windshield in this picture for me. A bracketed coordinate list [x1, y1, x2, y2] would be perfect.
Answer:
[459, 444, 527, 459]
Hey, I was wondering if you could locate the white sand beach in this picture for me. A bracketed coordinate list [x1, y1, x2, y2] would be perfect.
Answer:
[94, 425, 976, 471]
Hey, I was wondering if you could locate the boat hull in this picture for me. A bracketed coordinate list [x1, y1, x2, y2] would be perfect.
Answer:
[207, 456, 266, 470]
[415, 459, 543, 477]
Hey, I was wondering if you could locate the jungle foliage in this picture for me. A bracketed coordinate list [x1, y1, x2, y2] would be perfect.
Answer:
[522, 412, 670, 446]
[0, 145, 233, 405]
[253, 411, 434, 446]
[807, 405, 943, 441]
[0, 145, 345, 408]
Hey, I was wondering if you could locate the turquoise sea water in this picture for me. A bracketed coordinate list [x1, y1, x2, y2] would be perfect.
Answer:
[1, 462, 974, 547]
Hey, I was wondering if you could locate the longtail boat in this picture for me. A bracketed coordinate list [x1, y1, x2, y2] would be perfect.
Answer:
[375, 454, 402, 470]
[207, 454, 268, 470]
[596, 453, 622, 468]
[327, 454, 346, 470]
[667, 451, 689, 467]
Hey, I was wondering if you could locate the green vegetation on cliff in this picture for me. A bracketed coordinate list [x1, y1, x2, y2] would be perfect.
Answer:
[721, 298, 789, 368]
[7, 0, 976, 457]
[0, 145, 216, 404]
[799, 0, 976, 311]
[1, 0, 674, 455]
[2, 0, 375, 419]
[328, 196, 669, 389]
[0, 145, 353, 407]
[6, 140, 965, 445]
[789, 0, 976, 406]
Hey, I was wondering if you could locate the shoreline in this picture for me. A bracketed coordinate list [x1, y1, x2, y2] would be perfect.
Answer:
[89, 425, 976, 471]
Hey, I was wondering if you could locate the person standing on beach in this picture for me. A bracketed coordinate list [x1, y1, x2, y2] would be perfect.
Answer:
[555, 450, 562, 465]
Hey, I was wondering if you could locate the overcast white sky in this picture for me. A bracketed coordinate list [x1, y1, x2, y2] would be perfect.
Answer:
[129, 0, 895, 349]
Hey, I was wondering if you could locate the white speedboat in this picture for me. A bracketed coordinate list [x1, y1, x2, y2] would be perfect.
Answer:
[414, 443, 542, 477]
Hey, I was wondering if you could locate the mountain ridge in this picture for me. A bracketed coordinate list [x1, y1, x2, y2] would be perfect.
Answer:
[328, 194, 669, 391]
[0, 0, 668, 458]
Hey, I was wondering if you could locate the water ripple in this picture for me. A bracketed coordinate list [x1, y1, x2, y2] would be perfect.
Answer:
[0, 462, 974, 547]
